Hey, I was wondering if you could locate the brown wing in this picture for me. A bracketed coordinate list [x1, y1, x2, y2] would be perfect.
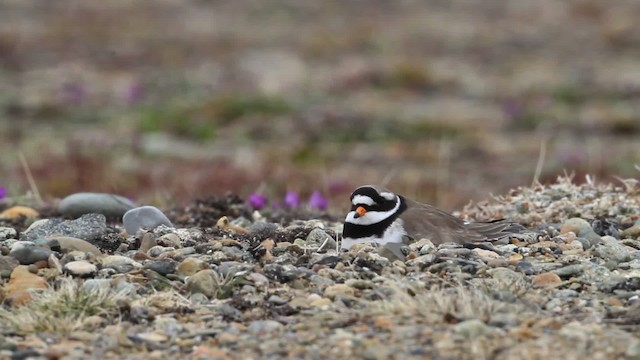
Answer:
[400, 198, 514, 245]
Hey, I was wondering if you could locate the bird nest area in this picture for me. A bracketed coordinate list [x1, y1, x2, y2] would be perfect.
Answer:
[0, 174, 639, 359]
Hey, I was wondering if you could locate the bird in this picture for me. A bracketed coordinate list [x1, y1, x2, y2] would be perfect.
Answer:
[341, 185, 519, 250]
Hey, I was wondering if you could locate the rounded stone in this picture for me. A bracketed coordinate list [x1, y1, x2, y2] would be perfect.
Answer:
[9, 246, 53, 265]
[57, 192, 136, 218]
[123, 206, 173, 235]
[63, 260, 98, 277]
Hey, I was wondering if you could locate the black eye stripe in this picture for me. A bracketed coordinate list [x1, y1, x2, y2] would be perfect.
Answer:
[350, 186, 397, 212]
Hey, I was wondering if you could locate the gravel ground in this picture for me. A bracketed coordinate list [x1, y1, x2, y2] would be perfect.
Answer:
[0, 175, 639, 359]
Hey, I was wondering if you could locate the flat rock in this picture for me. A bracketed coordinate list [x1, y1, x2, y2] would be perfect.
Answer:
[0, 206, 39, 220]
[57, 192, 136, 218]
[21, 214, 108, 242]
[63, 260, 98, 277]
[123, 206, 173, 235]
[47, 236, 102, 256]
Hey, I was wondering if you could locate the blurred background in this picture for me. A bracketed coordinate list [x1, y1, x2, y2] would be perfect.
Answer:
[1, 0, 639, 213]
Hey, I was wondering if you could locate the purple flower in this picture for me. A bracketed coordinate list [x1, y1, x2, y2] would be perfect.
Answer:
[248, 193, 268, 210]
[0, 186, 6, 200]
[125, 81, 144, 105]
[61, 82, 87, 105]
[308, 191, 328, 210]
[284, 191, 300, 208]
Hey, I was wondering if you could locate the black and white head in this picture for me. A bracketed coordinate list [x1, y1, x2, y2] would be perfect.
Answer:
[341, 185, 408, 249]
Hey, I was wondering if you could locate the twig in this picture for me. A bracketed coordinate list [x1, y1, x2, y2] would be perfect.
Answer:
[19, 151, 42, 204]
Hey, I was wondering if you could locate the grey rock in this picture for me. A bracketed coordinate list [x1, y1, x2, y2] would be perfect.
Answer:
[406, 254, 437, 269]
[123, 206, 173, 235]
[0, 255, 19, 273]
[592, 236, 633, 263]
[101, 255, 142, 273]
[82, 279, 113, 292]
[0, 227, 17, 241]
[58, 192, 136, 218]
[487, 267, 527, 283]
[305, 228, 336, 250]
[9, 246, 53, 265]
[554, 264, 585, 278]
[453, 319, 489, 338]
[63, 260, 98, 277]
[144, 260, 177, 276]
[267, 295, 289, 305]
[248, 221, 278, 236]
[148, 245, 174, 258]
[247, 320, 284, 335]
[21, 214, 107, 242]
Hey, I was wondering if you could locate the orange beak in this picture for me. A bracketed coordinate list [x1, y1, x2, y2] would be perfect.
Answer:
[354, 206, 367, 218]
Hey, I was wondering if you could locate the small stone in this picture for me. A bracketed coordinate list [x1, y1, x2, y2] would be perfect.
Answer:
[592, 236, 632, 263]
[100, 255, 141, 273]
[47, 236, 101, 256]
[305, 228, 336, 250]
[57, 192, 136, 218]
[5, 265, 48, 305]
[508, 253, 524, 264]
[473, 248, 500, 260]
[157, 233, 182, 248]
[622, 224, 640, 239]
[324, 284, 355, 299]
[9, 246, 53, 265]
[267, 295, 289, 305]
[139, 233, 157, 253]
[82, 279, 113, 292]
[247, 320, 283, 335]
[144, 260, 177, 276]
[0, 227, 17, 241]
[554, 264, 585, 278]
[63, 260, 98, 277]
[123, 206, 173, 235]
[177, 257, 209, 276]
[454, 319, 489, 338]
[48, 254, 63, 273]
[0, 255, 19, 273]
[532, 272, 562, 287]
[0, 206, 39, 220]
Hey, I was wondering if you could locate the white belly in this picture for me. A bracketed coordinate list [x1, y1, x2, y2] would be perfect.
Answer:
[341, 218, 407, 249]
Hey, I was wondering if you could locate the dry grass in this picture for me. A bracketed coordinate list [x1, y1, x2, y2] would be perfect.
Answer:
[0, 278, 129, 335]
[372, 278, 533, 324]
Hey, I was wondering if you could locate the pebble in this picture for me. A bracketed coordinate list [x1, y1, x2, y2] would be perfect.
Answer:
[123, 206, 173, 235]
[46, 236, 101, 255]
[63, 260, 98, 277]
[101, 255, 142, 273]
[247, 320, 283, 335]
[622, 224, 640, 239]
[21, 213, 108, 242]
[554, 264, 585, 278]
[0, 255, 19, 273]
[9, 246, 53, 265]
[144, 260, 177, 276]
[453, 319, 489, 339]
[532, 272, 562, 287]
[324, 284, 355, 299]
[0, 227, 17, 241]
[177, 257, 208, 276]
[305, 228, 336, 251]
[57, 192, 136, 218]
[0, 206, 39, 219]
[592, 236, 633, 263]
